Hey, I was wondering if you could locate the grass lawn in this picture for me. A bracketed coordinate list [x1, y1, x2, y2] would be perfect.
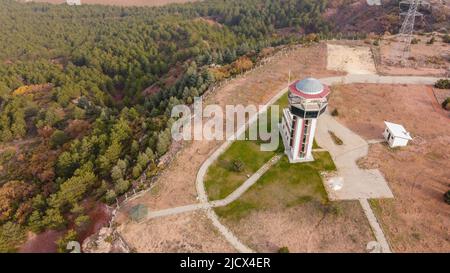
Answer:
[205, 93, 288, 201]
[205, 141, 278, 200]
[205, 92, 325, 201]
[215, 151, 336, 220]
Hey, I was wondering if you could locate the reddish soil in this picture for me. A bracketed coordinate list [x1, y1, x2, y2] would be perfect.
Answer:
[18, 202, 111, 253]
[78, 202, 112, 244]
[324, 0, 400, 34]
[19, 230, 63, 253]
[330, 83, 450, 252]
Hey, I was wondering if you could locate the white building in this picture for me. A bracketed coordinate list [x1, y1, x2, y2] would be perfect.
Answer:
[383, 121, 412, 148]
[280, 78, 330, 163]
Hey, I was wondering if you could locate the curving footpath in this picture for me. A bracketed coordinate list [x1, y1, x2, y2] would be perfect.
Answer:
[143, 74, 445, 253]
[141, 154, 282, 253]
[143, 155, 281, 221]
[194, 74, 444, 253]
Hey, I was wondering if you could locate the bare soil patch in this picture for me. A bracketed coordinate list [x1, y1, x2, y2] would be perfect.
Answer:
[18, 230, 63, 253]
[377, 35, 450, 77]
[330, 83, 450, 252]
[115, 43, 343, 252]
[327, 43, 377, 74]
[117, 210, 235, 252]
[221, 201, 373, 253]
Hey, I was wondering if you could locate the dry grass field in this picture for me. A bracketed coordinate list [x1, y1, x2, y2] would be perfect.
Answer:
[377, 35, 450, 77]
[117, 211, 235, 253]
[330, 83, 450, 252]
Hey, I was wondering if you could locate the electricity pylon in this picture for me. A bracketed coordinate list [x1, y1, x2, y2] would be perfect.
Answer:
[396, 0, 420, 65]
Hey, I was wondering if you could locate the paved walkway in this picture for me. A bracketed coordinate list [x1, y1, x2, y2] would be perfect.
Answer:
[315, 113, 394, 200]
[194, 82, 291, 253]
[195, 74, 443, 252]
[359, 199, 391, 253]
[146, 203, 209, 219]
[210, 155, 281, 207]
[144, 155, 282, 220]
[138, 73, 446, 253]
[320, 74, 442, 86]
[141, 154, 281, 253]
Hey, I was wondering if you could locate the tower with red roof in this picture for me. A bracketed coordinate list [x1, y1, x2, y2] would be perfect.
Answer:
[280, 78, 330, 163]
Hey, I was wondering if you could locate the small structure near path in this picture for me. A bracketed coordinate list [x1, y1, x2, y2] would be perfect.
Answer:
[383, 121, 412, 148]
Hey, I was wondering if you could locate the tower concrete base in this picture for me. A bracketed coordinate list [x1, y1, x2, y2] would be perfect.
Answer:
[285, 150, 315, 164]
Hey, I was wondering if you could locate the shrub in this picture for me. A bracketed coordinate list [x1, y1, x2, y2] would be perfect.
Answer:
[278, 246, 290, 253]
[442, 98, 450, 111]
[411, 38, 420, 44]
[231, 159, 244, 172]
[443, 34, 450, 44]
[42, 208, 66, 230]
[56, 229, 78, 253]
[75, 214, 90, 228]
[0, 222, 26, 253]
[104, 189, 117, 205]
[114, 179, 131, 195]
[444, 190, 450, 205]
[331, 109, 339, 117]
[435, 79, 450, 89]
[328, 131, 343, 145]
[132, 164, 143, 179]
[304, 33, 320, 43]
[372, 39, 380, 46]
[27, 210, 45, 233]
[50, 129, 69, 148]
[327, 204, 343, 216]
[426, 37, 436, 45]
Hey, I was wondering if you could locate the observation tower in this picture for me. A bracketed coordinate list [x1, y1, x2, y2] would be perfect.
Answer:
[280, 78, 330, 163]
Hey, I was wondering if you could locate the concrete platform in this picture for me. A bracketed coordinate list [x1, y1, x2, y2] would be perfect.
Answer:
[315, 113, 394, 200]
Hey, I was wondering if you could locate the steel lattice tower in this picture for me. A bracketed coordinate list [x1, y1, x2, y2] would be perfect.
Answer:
[396, 0, 420, 65]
